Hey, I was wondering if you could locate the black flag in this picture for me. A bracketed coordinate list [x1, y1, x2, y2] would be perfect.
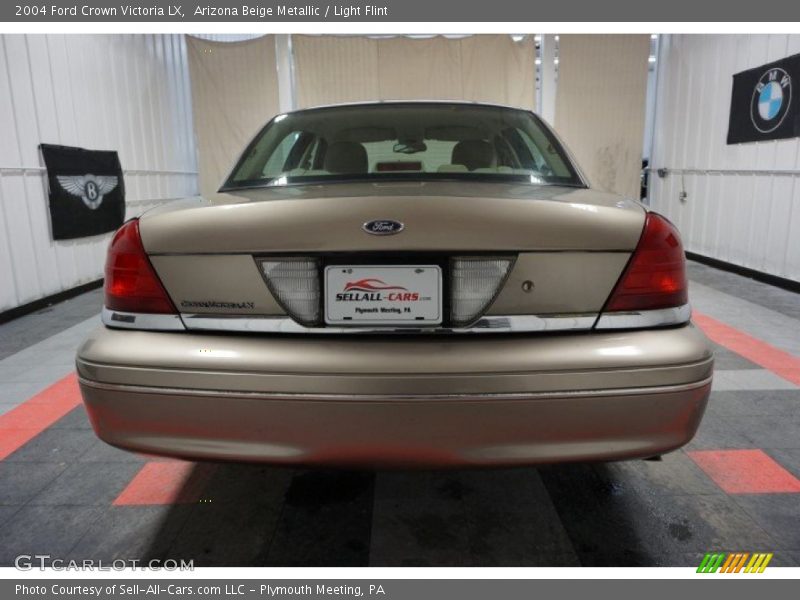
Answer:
[40, 144, 126, 240]
[727, 53, 800, 144]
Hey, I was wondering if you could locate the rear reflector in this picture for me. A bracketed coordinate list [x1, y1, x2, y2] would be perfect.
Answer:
[450, 258, 513, 326]
[105, 219, 176, 314]
[258, 258, 321, 325]
[605, 212, 688, 312]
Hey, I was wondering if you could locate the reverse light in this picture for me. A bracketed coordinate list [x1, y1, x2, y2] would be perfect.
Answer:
[604, 212, 688, 312]
[450, 257, 513, 326]
[104, 219, 176, 314]
[258, 258, 321, 325]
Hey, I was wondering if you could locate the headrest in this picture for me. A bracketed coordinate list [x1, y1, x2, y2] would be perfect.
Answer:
[324, 141, 368, 174]
[451, 140, 495, 171]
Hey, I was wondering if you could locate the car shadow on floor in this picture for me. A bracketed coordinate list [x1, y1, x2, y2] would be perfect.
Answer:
[134, 459, 701, 567]
[138, 465, 375, 567]
[138, 450, 795, 567]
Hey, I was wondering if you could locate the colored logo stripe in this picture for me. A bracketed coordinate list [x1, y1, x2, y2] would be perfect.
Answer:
[745, 553, 773, 573]
[697, 552, 773, 573]
[721, 553, 749, 573]
[697, 553, 726, 573]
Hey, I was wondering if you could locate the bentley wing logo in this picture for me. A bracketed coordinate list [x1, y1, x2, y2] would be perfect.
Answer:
[56, 174, 118, 210]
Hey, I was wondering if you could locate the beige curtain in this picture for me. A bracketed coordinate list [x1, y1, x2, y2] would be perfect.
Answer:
[555, 35, 650, 198]
[293, 36, 379, 108]
[376, 37, 463, 100]
[293, 35, 535, 110]
[459, 36, 536, 107]
[186, 35, 280, 199]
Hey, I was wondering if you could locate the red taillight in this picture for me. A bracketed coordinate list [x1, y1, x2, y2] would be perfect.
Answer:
[605, 212, 688, 312]
[104, 219, 176, 314]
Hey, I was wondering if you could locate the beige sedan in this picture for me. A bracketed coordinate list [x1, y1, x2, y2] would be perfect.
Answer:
[76, 102, 713, 467]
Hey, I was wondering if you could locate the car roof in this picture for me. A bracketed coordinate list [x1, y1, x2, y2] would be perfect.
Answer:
[284, 100, 533, 116]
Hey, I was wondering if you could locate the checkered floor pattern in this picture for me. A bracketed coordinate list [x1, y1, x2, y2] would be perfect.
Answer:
[0, 262, 799, 567]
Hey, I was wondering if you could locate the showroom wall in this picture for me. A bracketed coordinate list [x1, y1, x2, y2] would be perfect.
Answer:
[650, 34, 800, 282]
[0, 34, 198, 313]
[292, 35, 536, 110]
[555, 35, 651, 199]
[186, 35, 281, 199]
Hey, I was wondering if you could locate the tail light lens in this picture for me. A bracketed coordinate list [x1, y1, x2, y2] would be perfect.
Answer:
[258, 258, 321, 325]
[104, 219, 176, 314]
[450, 257, 513, 326]
[604, 212, 688, 312]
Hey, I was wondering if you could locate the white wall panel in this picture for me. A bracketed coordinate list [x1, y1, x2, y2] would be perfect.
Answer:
[0, 34, 198, 312]
[650, 34, 800, 282]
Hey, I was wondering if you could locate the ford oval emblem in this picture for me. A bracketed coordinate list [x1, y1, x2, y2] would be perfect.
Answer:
[363, 219, 404, 235]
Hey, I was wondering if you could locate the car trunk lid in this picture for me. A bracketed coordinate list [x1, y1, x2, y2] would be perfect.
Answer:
[139, 182, 645, 330]
[140, 182, 644, 254]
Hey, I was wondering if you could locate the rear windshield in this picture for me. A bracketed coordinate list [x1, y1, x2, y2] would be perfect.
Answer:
[221, 103, 584, 191]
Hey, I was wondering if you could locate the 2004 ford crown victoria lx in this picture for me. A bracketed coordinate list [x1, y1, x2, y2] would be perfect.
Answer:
[76, 101, 713, 467]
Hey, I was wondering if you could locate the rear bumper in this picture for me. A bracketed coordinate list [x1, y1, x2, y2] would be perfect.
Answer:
[76, 324, 713, 467]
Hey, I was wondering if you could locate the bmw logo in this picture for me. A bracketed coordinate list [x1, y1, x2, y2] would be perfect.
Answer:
[751, 67, 792, 133]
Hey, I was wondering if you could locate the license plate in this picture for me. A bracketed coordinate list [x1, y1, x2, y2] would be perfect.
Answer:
[325, 265, 442, 325]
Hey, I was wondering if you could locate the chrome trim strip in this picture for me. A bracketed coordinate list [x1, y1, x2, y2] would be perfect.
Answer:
[594, 304, 692, 330]
[102, 307, 185, 331]
[102, 306, 690, 334]
[179, 313, 599, 334]
[78, 375, 713, 403]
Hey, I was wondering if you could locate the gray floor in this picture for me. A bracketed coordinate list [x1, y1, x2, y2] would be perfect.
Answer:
[687, 262, 800, 322]
[0, 288, 103, 361]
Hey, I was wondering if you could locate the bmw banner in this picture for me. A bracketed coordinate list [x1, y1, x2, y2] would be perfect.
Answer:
[40, 144, 126, 240]
[727, 53, 800, 144]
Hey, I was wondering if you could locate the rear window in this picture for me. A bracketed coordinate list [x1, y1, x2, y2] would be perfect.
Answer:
[222, 103, 583, 191]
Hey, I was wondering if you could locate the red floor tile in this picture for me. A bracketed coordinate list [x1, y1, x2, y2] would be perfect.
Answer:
[113, 461, 216, 505]
[0, 374, 82, 460]
[688, 449, 800, 494]
[693, 312, 800, 387]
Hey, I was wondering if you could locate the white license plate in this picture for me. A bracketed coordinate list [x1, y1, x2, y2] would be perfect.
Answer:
[325, 265, 442, 325]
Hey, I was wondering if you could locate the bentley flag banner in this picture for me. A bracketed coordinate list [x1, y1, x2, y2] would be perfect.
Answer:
[40, 144, 126, 240]
[727, 53, 800, 144]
